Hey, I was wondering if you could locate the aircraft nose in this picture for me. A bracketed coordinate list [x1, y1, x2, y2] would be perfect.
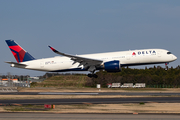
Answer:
[173, 55, 177, 61]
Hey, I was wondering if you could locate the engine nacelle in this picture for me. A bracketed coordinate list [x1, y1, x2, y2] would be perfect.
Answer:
[104, 60, 121, 72]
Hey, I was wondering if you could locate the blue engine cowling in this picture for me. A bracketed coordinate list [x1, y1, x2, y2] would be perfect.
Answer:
[104, 60, 121, 72]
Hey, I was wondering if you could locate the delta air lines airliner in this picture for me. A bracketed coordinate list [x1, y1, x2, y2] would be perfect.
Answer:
[5, 40, 177, 78]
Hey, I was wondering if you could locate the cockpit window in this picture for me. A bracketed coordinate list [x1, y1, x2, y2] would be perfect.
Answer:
[167, 52, 172, 54]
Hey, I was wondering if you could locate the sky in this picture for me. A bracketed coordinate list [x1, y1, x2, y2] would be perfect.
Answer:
[0, 0, 180, 76]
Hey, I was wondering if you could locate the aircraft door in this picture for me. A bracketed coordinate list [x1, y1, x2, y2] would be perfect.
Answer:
[126, 53, 130, 60]
[40, 61, 44, 68]
[158, 51, 161, 57]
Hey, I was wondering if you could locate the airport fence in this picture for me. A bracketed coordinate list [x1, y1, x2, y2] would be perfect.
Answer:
[0, 81, 30, 88]
[0, 78, 31, 88]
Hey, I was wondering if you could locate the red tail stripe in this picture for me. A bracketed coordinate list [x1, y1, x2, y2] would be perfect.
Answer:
[9, 45, 23, 52]
[19, 50, 26, 62]
[14, 54, 19, 63]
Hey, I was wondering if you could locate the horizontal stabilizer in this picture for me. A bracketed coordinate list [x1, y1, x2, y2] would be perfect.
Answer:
[5, 61, 27, 67]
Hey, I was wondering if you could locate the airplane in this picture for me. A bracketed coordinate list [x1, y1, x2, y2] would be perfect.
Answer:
[5, 40, 177, 78]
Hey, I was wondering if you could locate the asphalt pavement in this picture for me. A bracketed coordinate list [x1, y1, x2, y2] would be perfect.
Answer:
[0, 113, 180, 120]
[0, 97, 180, 105]
[1, 92, 180, 96]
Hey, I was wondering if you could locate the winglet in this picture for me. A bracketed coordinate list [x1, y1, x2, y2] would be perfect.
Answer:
[48, 46, 58, 53]
[48, 45, 73, 57]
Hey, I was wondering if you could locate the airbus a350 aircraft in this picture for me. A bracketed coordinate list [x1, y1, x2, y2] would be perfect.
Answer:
[5, 40, 177, 78]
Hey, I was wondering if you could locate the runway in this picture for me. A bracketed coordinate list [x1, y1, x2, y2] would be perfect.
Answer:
[1, 92, 180, 105]
[0, 113, 180, 120]
[1, 92, 180, 96]
[0, 97, 180, 105]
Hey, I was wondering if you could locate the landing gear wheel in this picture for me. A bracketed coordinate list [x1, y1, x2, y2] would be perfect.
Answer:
[87, 74, 98, 78]
[93, 74, 98, 78]
[88, 74, 93, 78]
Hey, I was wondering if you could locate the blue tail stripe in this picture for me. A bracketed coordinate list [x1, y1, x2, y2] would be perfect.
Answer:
[23, 52, 35, 62]
[6, 40, 18, 46]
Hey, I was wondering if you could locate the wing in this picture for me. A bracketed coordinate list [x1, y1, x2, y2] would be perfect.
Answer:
[48, 46, 103, 72]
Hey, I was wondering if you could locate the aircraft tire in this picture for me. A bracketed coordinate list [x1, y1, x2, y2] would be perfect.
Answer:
[87, 74, 98, 78]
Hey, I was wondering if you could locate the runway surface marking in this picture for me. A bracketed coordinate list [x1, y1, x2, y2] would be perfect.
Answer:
[38, 92, 99, 95]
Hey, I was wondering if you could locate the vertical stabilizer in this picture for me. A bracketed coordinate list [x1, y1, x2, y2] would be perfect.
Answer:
[5, 40, 35, 63]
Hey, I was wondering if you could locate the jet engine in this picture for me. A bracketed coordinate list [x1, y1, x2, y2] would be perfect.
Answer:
[103, 60, 121, 72]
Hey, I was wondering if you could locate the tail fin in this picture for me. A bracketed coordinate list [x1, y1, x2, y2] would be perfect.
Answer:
[5, 40, 35, 63]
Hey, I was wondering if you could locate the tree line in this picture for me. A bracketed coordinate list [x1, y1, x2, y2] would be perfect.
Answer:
[3, 65, 180, 88]
[85, 66, 180, 88]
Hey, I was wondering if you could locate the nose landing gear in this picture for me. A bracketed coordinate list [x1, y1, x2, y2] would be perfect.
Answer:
[165, 62, 169, 70]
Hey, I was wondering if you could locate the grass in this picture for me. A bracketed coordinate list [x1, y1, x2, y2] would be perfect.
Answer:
[139, 102, 145, 105]
[4, 105, 50, 112]
[3, 104, 95, 112]
[50, 103, 180, 113]
[56, 104, 94, 109]
[30, 75, 180, 91]
[31, 75, 88, 88]
[2, 103, 180, 113]
[111, 88, 167, 91]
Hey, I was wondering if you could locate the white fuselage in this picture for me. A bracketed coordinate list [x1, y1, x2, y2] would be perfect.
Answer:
[16, 49, 177, 72]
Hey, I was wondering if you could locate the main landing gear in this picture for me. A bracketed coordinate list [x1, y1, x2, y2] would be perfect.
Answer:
[87, 74, 98, 78]
[87, 66, 98, 78]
